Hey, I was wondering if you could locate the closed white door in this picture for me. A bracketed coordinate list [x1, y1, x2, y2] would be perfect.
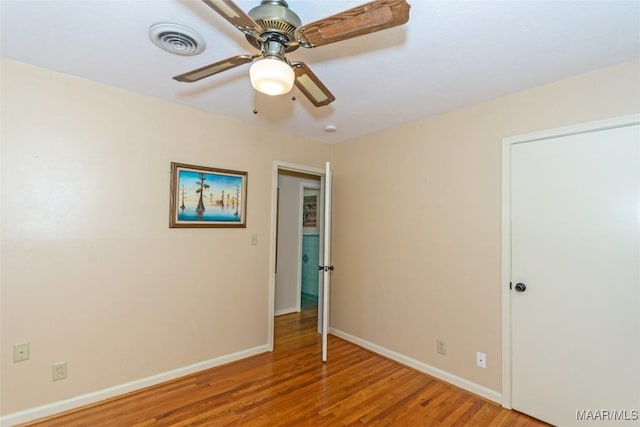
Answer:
[510, 122, 640, 426]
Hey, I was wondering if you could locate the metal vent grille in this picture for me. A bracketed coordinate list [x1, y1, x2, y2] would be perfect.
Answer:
[149, 23, 206, 56]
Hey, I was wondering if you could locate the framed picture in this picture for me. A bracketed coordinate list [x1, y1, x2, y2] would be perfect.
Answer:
[303, 195, 317, 227]
[170, 162, 247, 228]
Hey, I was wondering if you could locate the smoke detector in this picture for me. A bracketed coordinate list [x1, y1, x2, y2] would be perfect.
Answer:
[149, 23, 206, 56]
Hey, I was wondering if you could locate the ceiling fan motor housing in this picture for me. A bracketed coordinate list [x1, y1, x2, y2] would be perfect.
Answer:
[247, 0, 301, 52]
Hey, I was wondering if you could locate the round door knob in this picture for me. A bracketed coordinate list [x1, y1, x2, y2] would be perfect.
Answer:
[515, 282, 527, 292]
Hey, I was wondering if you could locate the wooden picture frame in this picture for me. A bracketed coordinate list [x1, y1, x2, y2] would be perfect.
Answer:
[170, 162, 247, 228]
[303, 195, 318, 227]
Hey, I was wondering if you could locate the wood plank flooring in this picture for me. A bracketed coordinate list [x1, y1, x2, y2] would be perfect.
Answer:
[21, 308, 548, 426]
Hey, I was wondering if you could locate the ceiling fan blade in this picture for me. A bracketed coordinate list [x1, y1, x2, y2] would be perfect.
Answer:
[173, 54, 256, 83]
[201, 0, 264, 38]
[294, 0, 410, 48]
[291, 62, 335, 107]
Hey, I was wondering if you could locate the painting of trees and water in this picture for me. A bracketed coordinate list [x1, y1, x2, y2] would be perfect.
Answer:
[170, 162, 247, 228]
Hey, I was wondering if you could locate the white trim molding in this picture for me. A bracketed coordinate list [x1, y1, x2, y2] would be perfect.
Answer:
[275, 307, 298, 316]
[500, 113, 640, 409]
[329, 327, 502, 404]
[0, 345, 270, 427]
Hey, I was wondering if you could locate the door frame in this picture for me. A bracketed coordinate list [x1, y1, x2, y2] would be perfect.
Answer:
[500, 113, 640, 408]
[268, 160, 326, 351]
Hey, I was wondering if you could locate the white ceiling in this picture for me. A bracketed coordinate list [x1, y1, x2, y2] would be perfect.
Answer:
[1, 0, 639, 143]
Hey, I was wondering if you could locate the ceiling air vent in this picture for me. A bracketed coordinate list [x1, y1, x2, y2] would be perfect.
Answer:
[149, 23, 206, 56]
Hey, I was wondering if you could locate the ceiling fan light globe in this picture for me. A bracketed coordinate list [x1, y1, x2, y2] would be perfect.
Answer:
[250, 58, 295, 96]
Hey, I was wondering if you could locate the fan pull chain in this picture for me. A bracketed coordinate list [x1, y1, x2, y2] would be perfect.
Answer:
[253, 90, 259, 115]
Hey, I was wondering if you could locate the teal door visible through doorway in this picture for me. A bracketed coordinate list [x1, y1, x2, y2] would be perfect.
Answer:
[301, 234, 319, 308]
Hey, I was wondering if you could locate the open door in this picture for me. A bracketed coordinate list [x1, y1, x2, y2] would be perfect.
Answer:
[321, 161, 333, 362]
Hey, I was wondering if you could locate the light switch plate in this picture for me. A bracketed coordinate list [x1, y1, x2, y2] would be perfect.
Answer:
[13, 342, 30, 362]
[476, 351, 487, 368]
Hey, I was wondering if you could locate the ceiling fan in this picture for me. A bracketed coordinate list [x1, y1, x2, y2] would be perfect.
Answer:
[173, 0, 410, 107]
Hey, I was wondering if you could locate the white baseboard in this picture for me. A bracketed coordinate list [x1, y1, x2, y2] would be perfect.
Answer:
[329, 327, 502, 404]
[3, 331, 502, 426]
[274, 307, 298, 316]
[0, 344, 270, 427]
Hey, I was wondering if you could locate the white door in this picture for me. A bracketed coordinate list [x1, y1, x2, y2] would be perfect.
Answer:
[509, 122, 640, 426]
[321, 161, 333, 362]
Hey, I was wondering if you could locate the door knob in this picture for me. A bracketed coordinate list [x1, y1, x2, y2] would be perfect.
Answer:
[515, 282, 527, 292]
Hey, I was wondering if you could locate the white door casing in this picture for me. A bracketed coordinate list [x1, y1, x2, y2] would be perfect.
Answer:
[501, 115, 640, 426]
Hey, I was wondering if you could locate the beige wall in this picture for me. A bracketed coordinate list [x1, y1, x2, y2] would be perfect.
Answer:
[0, 59, 331, 414]
[2, 57, 639, 418]
[330, 60, 640, 393]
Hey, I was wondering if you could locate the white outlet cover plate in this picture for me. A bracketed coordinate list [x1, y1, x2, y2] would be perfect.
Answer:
[53, 361, 67, 381]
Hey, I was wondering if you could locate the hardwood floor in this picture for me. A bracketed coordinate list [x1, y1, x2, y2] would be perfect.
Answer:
[21, 308, 548, 426]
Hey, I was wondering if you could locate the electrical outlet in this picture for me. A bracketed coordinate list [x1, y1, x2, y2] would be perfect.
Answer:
[251, 233, 258, 246]
[476, 352, 487, 368]
[13, 342, 30, 362]
[52, 361, 67, 381]
[436, 339, 446, 355]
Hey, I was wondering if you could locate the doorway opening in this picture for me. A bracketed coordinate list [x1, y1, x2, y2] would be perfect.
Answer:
[274, 170, 321, 317]
[267, 161, 328, 355]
